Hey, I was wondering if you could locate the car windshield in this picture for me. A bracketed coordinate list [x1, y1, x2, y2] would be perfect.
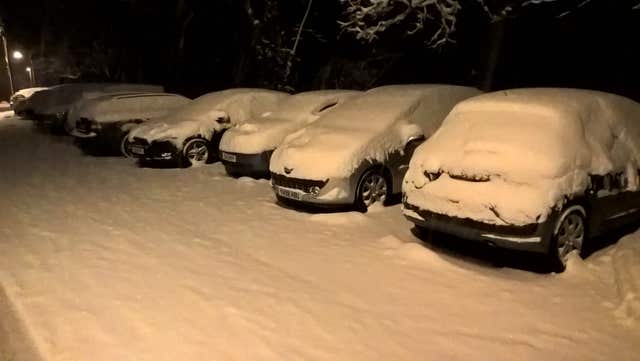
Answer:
[431, 108, 585, 180]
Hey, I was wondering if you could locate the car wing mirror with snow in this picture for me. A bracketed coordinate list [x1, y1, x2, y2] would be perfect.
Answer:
[216, 114, 231, 124]
[404, 135, 426, 156]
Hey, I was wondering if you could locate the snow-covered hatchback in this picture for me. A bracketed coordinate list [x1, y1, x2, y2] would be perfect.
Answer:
[270, 84, 481, 211]
[71, 92, 190, 155]
[403, 88, 640, 271]
[126, 88, 287, 167]
[219, 90, 360, 178]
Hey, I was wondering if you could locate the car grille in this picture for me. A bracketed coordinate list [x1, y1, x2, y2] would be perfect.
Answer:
[271, 173, 329, 193]
[76, 118, 94, 133]
[131, 137, 150, 146]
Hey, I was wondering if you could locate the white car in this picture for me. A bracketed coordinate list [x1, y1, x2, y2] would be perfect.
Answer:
[402, 88, 640, 271]
[219, 90, 361, 178]
[27, 83, 163, 131]
[10, 87, 48, 115]
[71, 92, 191, 156]
[269, 84, 481, 211]
[126, 88, 288, 167]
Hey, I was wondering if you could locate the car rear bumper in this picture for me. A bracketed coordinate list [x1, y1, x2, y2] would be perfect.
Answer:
[402, 201, 553, 253]
[220, 150, 272, 178]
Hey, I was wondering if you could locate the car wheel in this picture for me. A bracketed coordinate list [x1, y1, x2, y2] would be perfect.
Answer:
[182, 138, 210, 167]
[355, 168, 390, 212]
[120, 133, 135, 158]
[549, 207, 586, 272]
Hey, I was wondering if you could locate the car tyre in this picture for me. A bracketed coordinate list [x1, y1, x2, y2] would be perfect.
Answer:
[120, 133, 134, 158]
[355, 168, 390, 212]
[548, 207, 586, 272]
[181, 138, 210, 168]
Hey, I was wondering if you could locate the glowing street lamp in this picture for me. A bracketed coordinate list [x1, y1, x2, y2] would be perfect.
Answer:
[12, 50, 23, 60]
[26, 66, 34, 86]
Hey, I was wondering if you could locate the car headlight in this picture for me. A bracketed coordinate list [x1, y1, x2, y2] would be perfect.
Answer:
[310, 186, 321, 196]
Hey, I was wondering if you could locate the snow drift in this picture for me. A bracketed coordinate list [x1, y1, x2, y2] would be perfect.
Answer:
[218, 90, 361, 154]
[270, 85, 481, 180]
[404, 88, 640, 226]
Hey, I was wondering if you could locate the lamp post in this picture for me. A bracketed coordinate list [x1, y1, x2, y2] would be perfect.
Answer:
[1, 30, 14, 95]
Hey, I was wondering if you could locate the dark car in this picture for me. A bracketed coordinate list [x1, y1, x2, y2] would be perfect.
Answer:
[402, 88, 640, 271]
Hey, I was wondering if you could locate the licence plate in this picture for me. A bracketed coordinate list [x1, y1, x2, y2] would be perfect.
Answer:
[221, 152, 236, 162]
[131, 146, 145, 155]
[277, 187, 301, 200]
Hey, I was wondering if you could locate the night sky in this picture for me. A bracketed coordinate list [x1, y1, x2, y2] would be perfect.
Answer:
[1, 0, 639, 100]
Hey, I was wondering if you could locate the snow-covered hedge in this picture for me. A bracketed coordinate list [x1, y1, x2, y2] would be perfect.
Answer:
[270, 84, 481, 180]
[403, 88, 640, 226]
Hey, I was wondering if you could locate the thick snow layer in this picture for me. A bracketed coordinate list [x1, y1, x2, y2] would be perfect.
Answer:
[3, 117, 639, 361]
[28, 83, 164, 115]
[270, 85, 481, 180]
[404, 88, 640, 225]
[219, 90, 361, 154]
[10, 87, 48, 102]
[128, 89, 287, 146]
[67, 93, 190, 128]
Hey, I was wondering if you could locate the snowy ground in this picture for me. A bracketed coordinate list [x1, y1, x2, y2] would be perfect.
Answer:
[0, 115, 638, 361]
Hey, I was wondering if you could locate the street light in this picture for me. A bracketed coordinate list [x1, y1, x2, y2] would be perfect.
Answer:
[26, 67, 33, 86]
[12, 50, 23, 60]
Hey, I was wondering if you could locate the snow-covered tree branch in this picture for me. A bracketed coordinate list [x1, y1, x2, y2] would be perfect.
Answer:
[339, 0, 638, 47]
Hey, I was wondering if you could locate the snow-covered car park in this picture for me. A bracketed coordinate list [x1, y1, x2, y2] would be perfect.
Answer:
[1, 85, 640, 360]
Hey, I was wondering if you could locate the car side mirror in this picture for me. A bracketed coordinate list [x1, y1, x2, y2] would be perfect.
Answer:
[217, 115, 230, 124]
[404, 136, 425, 156]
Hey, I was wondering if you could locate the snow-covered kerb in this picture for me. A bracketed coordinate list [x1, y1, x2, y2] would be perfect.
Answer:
[270, 85, 481, 180]
[218, 90, 361, 154]
[128, 89, 288, 147]
[404, 88, 640, 226]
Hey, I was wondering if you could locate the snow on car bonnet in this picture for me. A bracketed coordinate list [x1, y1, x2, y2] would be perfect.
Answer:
[218, 90, 361, 154]
[404, 88, 640, 226]
[128, 89, 288, 145]
[270, 85, 481, 180]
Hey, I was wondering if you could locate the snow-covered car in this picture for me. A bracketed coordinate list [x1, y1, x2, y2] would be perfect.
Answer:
[219, 90, 361, 178]
[10, 87, 48, 115]
[71, 92, 191, 155]
[126, 88, 288, 167]
[402, 88, 640, 271]
[28, 83, 163, 131]
[269, 84, 481, 211]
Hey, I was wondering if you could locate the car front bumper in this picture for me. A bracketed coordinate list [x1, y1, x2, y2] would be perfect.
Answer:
[402, 201, 554, 253]
[128, 138, 181, 161]
[220, 150, 272, 178]
[270, 173, 355, 207]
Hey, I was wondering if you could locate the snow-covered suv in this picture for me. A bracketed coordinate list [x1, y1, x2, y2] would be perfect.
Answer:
[71, 92, 190, 156]
[402, 88, 640, 271]
[218, 90, 361, 178]
[126, 88, 287, 167]
[269, 84, 481, 211]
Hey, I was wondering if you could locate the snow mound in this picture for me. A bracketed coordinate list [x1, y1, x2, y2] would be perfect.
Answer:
[270, 85, 481, 180]
[219, 90, 361, 154]
[610, 235, 640, 326]
[128, 89, 287, 147]
[404, 88, 640, 225]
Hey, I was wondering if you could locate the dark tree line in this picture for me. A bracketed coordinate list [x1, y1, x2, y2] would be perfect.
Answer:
[1, 0, 639, 99]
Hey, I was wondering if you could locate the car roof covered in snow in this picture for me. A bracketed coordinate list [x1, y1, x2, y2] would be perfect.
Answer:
[71, 92, 191, 123]
[408, 87, 640, 188]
